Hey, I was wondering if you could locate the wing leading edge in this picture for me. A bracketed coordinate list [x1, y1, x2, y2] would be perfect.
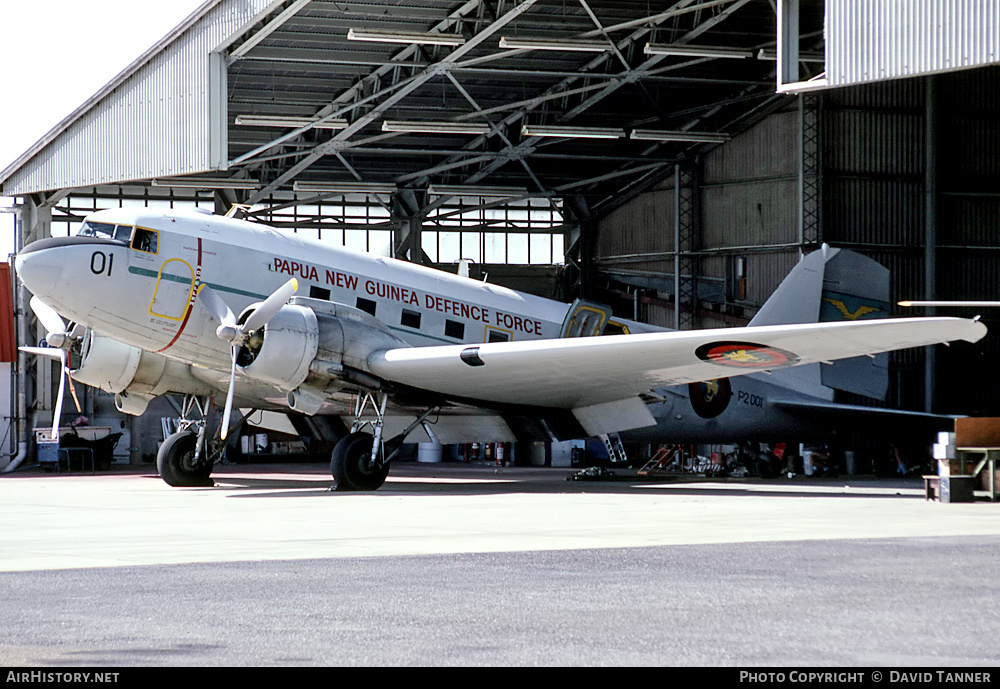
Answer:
[368, 317, 986, 419]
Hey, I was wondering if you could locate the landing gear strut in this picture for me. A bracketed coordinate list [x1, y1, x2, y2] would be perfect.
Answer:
[331, 391, 437, 491]
[331, 391, 389, 491]
[157, 395, 219, 487]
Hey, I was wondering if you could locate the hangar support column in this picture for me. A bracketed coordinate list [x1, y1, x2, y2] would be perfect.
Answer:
[673, 162, 700, 331]
[14, 193, 65, 448]
[924, 76, 937, 413]
[798, 94, 822, 250]
[392, 189, 429, 265]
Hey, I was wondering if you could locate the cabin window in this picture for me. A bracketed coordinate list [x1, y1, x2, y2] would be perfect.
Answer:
[400, 309, 421, 329]
[131, 227, 158, 254]
[310, 286, 331, 301]
[445, 320, 465, 339]
[487, 328, 510, 343]
[356, 298, 377, 316]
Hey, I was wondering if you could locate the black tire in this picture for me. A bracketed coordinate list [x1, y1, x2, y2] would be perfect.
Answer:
[157, 431, 214, 487]
[756, 452, 781, 479]
[330, 432, 389, 491]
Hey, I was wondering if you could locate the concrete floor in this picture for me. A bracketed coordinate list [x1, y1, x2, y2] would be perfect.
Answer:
[2, 462, 998, 666]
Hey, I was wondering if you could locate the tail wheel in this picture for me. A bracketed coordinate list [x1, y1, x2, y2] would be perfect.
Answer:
[331, 432, 390, 491]
[157, 431, 214, 487]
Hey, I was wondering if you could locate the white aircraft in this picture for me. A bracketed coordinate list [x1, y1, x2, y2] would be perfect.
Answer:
[14, 207, 987, 490]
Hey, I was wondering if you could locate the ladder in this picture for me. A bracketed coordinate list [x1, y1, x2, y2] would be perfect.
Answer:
[600, 433, 628, 465]
[638, 444, 684, 475]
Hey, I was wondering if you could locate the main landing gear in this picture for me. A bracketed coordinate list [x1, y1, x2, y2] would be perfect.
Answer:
[157, 396, 221, 487]
[331, 391, 437, 491]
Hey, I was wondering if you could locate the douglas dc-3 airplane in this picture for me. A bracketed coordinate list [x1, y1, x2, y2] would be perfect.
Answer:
[14, 207, 987, 490]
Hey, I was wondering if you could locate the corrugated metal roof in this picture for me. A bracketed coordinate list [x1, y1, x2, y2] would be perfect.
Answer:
[1, 0, 790, 214]
[0, 0, 275, 196]
[826, 0, 1000, 87]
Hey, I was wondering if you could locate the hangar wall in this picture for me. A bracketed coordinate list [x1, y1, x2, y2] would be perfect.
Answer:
[593, 65, 1000, 416]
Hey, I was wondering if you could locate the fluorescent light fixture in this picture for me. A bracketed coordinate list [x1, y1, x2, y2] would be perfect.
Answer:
[521, 124, 625, 139]
[758, 48, 825, 63]
[428, 185, 528, 198]
[630, 129, 731, 143]
[151, 177, 260, 189]
[499, 36, 610, 52]
[644, 43, 754, 59]
[382, 120, 491, 135]
[293, 181, 397, 195]
[347, 28, 465, 46]
[235, 115, 349, 130]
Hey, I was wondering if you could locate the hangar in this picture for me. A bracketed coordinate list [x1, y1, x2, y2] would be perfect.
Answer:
[1, 0, 999, 473]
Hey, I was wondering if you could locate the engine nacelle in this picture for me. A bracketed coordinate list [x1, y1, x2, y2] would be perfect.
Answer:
[239, 297, 409, 402]
[237, 304, 318, 389]
[71, 332, 142, 394]
[70, 332, 213, 415]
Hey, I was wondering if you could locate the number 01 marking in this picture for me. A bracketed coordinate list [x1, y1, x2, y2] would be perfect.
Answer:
[90, 251, 114, 276]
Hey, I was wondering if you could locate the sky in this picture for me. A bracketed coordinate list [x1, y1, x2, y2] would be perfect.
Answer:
[0, 0, 207, 251]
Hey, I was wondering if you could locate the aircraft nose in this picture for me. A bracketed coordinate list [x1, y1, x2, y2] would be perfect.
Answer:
[15, 241, 66, 300]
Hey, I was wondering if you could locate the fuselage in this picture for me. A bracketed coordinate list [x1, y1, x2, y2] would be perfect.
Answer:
[16, 207, 575, 374]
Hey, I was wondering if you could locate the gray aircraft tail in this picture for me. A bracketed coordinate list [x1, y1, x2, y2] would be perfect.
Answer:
[749, 245, 890, 400]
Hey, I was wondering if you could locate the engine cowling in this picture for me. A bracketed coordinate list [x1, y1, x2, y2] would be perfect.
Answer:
[237, 297, 409, 413]
[70, 332, 213, 415]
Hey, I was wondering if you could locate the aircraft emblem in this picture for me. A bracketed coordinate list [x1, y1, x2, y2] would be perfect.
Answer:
[688, 378, 732, 419]
[822, 297, 883, 321]
[696, 341, 799, 369]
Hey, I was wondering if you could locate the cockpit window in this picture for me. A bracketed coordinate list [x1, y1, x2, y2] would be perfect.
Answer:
[78, 221, 134, 243]
[131, 227, 158, 254]
[78, 221, 117, 239]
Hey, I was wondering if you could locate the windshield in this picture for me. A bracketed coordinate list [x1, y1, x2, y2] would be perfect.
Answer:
[78, 221, 133, 243]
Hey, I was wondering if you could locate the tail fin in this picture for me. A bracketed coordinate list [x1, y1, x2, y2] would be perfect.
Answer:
[749, 246, 890, 400]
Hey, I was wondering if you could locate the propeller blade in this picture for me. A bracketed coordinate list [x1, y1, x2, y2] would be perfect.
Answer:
[242, 278, 298, 334]
[29, 296, 67, 337]
[19, 346, 64, 360]
[66, 372, 82, 414]
[220, 347, 238, 441]
[50, 350, 67, 440]
[197, 284, 237, 329]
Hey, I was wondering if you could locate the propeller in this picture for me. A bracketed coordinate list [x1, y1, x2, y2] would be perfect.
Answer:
[30, 296, 83, 349]
[22, 298, 84, 439]
[198, 278, 298, 440]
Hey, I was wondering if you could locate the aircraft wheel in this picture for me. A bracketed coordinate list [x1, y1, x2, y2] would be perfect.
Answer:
[157, 431, 214, 487]
[330, 432, 389, 491]
[756, 452, 781, 479]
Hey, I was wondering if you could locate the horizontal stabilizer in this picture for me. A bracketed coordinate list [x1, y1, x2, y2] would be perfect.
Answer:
[773, 399, 958, 435]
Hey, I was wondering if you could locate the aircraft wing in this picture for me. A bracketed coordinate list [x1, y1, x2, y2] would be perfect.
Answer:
[368, 317, 985, 434]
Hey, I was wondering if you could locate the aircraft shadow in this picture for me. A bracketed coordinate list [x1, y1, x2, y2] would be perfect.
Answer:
[202, 464, 934, 501]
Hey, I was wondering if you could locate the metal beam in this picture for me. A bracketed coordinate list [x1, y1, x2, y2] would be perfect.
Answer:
[245, 0, 538, 205]
[230, 0, 485, 167]
[228, 0, 314, 62]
